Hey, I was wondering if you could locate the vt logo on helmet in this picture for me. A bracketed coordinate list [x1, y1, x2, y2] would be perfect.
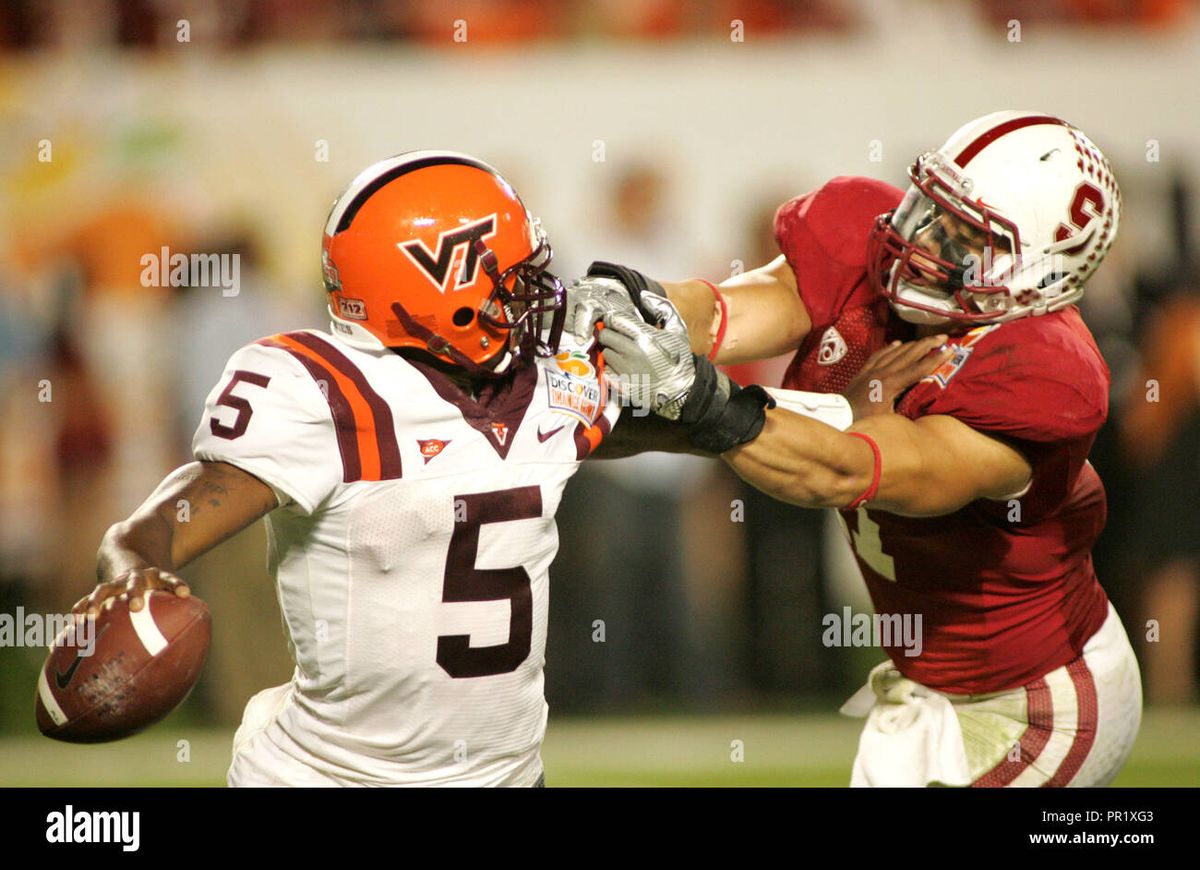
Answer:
[867, 111, 1121, 326]
[399, 214, 497, 294]
[322, 151, 565, 374]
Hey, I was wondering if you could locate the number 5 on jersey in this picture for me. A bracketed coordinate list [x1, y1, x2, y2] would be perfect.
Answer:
[210, 370, 271, 440]
[437, 486, 542, 678]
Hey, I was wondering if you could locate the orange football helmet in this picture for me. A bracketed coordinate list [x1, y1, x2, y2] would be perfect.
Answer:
[322, 151, 564, 372]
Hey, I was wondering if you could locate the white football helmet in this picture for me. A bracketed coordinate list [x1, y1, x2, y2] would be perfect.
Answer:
[868, 111, 1121, 325]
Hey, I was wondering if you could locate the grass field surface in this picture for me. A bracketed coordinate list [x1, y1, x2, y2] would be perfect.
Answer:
[2, 707, 1196, 787]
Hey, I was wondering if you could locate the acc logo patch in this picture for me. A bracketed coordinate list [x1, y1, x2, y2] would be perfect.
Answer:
[546, 351, 603, 426]
[417, 439, 450, 464]
[817, 326, 848, 366]
[922, 324, 1000, 389]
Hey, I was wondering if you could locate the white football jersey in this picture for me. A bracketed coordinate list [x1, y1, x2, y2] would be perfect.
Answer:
[192, 327, 620, 786]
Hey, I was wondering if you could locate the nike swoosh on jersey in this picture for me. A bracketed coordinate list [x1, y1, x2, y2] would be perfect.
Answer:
[537, 424, 565, 442]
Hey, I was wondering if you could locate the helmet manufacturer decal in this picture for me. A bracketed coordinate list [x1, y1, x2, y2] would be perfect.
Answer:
[399, 214, 498, 294]
[546, 351, 602, 425]
[817, 326, 848, 366]
[337, 297, 368, 320]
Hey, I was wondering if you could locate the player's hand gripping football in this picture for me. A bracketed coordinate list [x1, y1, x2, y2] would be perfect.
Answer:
[844, 335, 953, 420]
[71, 567, 191, 617]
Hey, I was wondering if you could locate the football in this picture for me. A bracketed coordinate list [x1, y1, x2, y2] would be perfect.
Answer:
[35, 591, 212, 743]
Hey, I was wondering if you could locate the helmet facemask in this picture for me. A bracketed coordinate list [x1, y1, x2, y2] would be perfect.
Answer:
[869, 152, 1024, 325]
[475, 223, 566, 366]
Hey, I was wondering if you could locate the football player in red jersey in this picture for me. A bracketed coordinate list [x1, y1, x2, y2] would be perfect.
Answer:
[577, 111, 1142, 787]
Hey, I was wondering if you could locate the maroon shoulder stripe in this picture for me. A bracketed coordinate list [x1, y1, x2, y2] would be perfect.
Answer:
[954, 115, 1069, 168]
[283, 332, 402, 480]
[258, 337, 362, 483]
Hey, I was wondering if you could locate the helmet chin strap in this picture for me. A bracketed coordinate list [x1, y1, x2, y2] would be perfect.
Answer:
[389, 302, 511, 379]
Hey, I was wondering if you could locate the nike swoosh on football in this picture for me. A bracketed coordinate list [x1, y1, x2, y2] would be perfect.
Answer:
[54, 622, 109, 689]
[537, 425, 566, 442]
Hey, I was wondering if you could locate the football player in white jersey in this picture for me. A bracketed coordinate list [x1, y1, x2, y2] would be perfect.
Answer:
[79, 152, 632, 786]
[75, 151, 932, 787]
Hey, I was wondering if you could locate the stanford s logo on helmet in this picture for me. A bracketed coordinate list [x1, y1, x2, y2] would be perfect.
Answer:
[322, 151, 565, 372]
[867, 111, 1121, 325]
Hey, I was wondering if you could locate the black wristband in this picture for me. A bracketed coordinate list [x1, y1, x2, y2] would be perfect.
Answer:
[586, 261, 668, 325]
[678, 355, 775, 454]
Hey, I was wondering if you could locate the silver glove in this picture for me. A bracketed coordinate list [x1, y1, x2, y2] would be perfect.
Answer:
[597, 306, 695, 420]
[563, 276, 640, 346]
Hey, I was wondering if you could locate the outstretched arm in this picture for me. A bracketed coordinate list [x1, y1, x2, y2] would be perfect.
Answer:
[589, 331, 952, 461]
[84, 460, 277, 614]
[723, 411, 1032, 518]
[659, 255, 810, 364]
[589, 307, 1026, 515]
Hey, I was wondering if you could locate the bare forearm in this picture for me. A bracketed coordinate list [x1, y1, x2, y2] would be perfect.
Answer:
[97, 514, 176, 582]
[846, 414, 1031, 517]
[95, 464, 204, 581]
[661, 279, 718, 357]
[722, 411, 981, 517]
[663, 257, 810, 365]
[722, 408, 873, 508]
[95, 461, 276, 583]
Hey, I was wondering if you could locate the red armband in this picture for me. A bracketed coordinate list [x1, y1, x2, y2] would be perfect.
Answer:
[844, 431, 882, 510]
[695, 278, 727, 361]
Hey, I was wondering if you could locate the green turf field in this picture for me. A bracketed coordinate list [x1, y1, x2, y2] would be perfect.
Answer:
[2, 707, 1196, 787]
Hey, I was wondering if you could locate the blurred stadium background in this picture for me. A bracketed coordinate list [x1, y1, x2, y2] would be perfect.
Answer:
[1, 0, 1199, 786]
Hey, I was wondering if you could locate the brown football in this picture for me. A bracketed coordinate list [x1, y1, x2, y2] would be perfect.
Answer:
[35, 590, 212, 743]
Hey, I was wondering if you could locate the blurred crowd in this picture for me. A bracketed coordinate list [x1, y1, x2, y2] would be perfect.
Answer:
[0, 0, 1191, 51]
[1, 5, 1198, 730]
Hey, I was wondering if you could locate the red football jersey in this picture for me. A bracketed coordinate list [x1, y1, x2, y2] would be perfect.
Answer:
[776, 176, 1112, 694]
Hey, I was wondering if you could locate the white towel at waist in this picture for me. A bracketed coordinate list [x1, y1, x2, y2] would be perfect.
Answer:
[839, 660, 972, 787]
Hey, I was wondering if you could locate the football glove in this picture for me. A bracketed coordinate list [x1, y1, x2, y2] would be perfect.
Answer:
[598, 308, 774, 453]
[563, 275, 641, 345]
[585, 261, 677, 328]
